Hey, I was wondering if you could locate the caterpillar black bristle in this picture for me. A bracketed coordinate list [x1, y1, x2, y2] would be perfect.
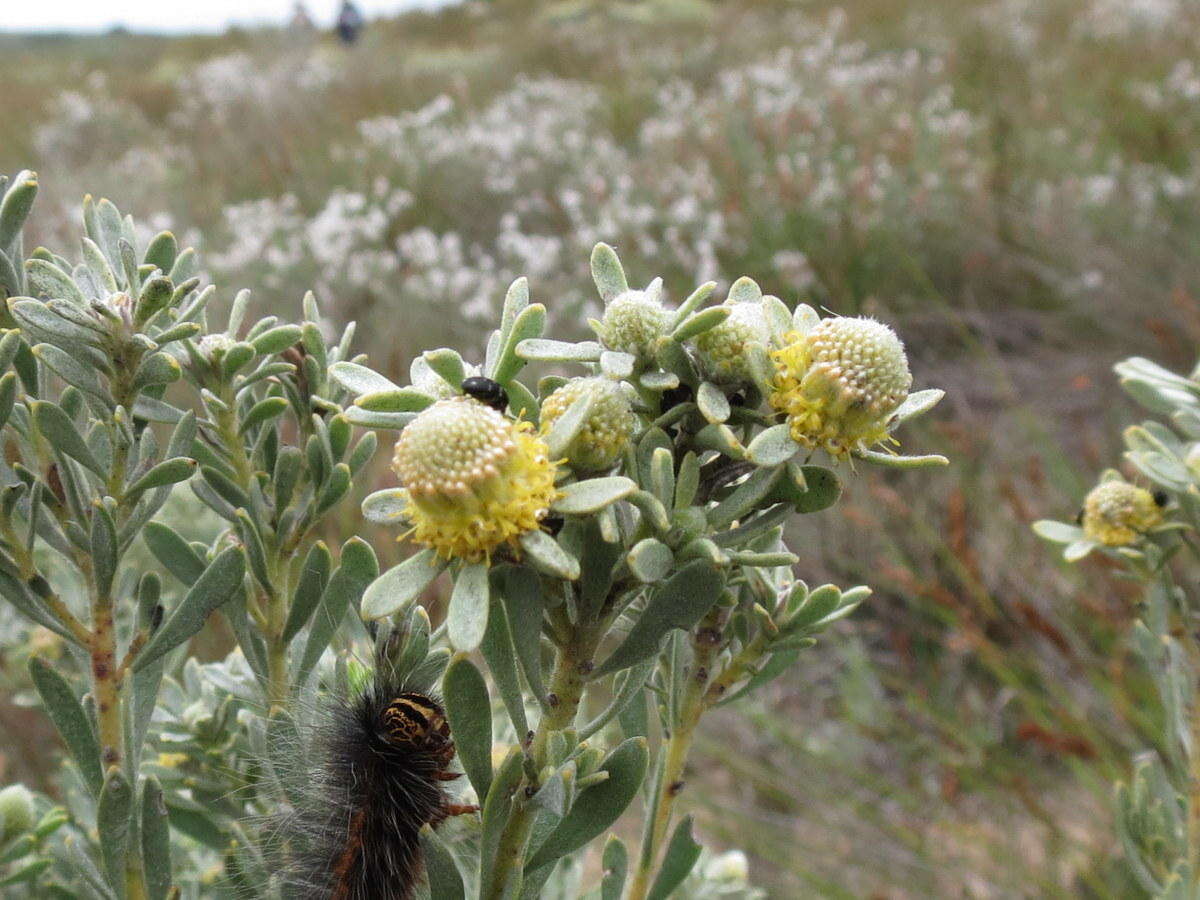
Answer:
[276, 670, 476, 899]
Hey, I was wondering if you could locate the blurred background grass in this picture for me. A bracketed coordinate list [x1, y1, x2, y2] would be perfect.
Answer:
[3, 0, 1200, 895]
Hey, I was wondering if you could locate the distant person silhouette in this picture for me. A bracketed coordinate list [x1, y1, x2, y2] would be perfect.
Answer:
[336, 1, 365, 45]
[290, 1, 315, 32]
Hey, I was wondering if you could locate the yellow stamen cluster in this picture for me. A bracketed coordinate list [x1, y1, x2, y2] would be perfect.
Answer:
[694, 302, 768, 383]
[769, 317, 911, 458]
[391, 397, 558, 561]
[1081, 481, 1162, 546]
[540, 377, 637, 471]
[597, 290, 669, 358]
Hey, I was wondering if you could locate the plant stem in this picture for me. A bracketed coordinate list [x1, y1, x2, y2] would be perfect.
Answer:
[486, 626, 595, 899]
[625, 615, 723, 900]
[91, 590, 122, 767]
[90, 581, 149, 900]
[1183, 615, 1200, 875]
[215, 397, 293, 708]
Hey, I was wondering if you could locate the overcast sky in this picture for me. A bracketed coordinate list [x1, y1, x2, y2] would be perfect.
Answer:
[4, 0, 453, 33]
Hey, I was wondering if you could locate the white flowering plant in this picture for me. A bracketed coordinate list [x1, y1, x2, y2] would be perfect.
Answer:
[0, 170, 945, 898]
[1036, 354, 1200, 895]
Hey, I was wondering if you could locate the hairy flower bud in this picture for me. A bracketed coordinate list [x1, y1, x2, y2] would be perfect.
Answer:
[693, 301, 769, 383]
[101, 291, 135, 327]
[0, 785, 35, 841]
[705, 850, 750, 883]
[540, 377, 637, 471]
[596, 289, 669, 358]
[1081, 480, 1162, 546]
[769, 317, 911, 457]
[197, 333, 235, 362]
[391, 397, 558, 561]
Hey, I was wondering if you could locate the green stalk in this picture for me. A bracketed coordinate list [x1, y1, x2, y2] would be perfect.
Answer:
[90, 585, 121, 767]
[625, 614, 725, 900]
[91, 569, 150, 900]
[486, 623, 597, 899]
[214, 397, 296, 708]
[1181, 588, 1200, 877]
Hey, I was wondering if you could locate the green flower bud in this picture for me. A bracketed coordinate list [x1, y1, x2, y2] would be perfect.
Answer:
[197, 333, 235, 362]
[0, 785, 36, 841]
[693, 300, 769, 383]
[596, 289, 669, 359]
[540, 376, 638, 471]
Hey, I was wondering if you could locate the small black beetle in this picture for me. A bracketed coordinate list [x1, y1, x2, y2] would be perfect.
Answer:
[462, 376, 508, 411]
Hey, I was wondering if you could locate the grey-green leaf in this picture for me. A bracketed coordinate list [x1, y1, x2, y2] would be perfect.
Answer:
[447, 561, 490, 652]
[551, 477, 636, 515]
[141, 776, 173, 900]
[479, 595, 529, 738]
[97, 768, 133, 894]
[542, 390, 596, 461]
[478, 747, 525, 899]
[516, 339, 603, 363]
[361, 487, 409, 525]
[135, 546, 246, 669]
[239, 396, 289, 434]
[591, 243, 628, 302]
[626, 538, 673, 583]
[422, 348, 466, 390]
[492, 302, 546, 384]
[297, 539, 379, 683]
[601, 835, 628, 900]
[519, 530, 580, 580]
[746, 423, 798, 467]
[695, 381, 730, 424]
[769, 464, 842, 514]
[90, 503, 118, 598]
[32, 400, 104, 476]
[526, 737, 649, 871]
[593, 562, 723, 677]
[496, 565, 547, 704]
[672, 306, 729, 342]
[142, 522, 206, 586]
[251, 324, 303, 356]
[647, 815, 703, 900]
[419, 826, 465, 900]
[356, 387, 435, 413]
[361, 549, 446, 620]
[442, 654, 492, 802]
[282, 541, 332, 644]
[126, 457, 197, 499]
[29, 657, 103, 797]
[328, 361, 399, 397]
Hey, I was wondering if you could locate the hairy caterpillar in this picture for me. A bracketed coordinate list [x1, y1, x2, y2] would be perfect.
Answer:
[273, 665, 477, 899]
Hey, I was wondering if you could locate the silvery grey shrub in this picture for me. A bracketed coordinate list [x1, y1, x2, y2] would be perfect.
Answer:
[0, 170, 944, 898]
[1037, 356, 1200, 897]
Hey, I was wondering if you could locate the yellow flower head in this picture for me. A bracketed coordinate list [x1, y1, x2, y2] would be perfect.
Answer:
[1081, 481, 1162, 546]
[694, 302, 769, 384]
[392, 397, 559, 561]
[769, 316, 912, 458]
[540, 377, 637, 471]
